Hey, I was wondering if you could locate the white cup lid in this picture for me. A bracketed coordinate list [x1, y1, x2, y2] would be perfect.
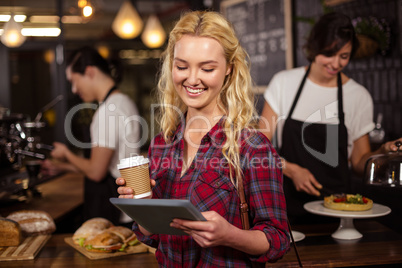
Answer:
[117, 156, 150, 169]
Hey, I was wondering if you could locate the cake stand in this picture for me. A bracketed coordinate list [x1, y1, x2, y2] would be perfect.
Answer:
[304, 201, 391, 240]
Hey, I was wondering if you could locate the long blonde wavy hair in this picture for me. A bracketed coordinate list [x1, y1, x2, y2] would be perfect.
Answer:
[157, 10, 257, 187]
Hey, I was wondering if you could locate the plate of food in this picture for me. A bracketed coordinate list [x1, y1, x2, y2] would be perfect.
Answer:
[65, 217, 150, 260]
[304, 194, 391, 218]
[304, 194, 391, 240]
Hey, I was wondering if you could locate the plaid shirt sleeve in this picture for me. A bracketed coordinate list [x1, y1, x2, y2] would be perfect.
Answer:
[240, 130, 290, 262]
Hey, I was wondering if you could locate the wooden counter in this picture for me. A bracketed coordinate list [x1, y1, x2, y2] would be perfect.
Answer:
[270, 220, 402, 267]
[0, 234, 158, 268]
[0, 219, 401, 267]
[1, 177, 401, 267]
[0, 173, 84, 222]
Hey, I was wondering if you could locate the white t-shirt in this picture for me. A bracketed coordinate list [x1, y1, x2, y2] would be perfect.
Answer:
[263, 66, 375, 158]
[90, 93, 141, 178]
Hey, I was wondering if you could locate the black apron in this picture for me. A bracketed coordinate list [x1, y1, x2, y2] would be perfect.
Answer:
[83, 85, 121, 225]
[280, 66, 350, 224]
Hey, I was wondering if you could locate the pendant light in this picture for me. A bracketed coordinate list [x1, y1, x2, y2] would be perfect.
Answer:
[1, 13, 26, 48]
[82, 4, 93, 18]
[78, 0, 87, 8]
[112, 1, 143, 39]
[141, 14, 166, 48]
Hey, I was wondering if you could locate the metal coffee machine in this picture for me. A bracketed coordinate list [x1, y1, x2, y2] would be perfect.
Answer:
[0, 96, 63, 202]
[0, 112, 46, 170]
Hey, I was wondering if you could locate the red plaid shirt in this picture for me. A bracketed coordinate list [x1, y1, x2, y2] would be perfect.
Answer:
[132, 117, 290, 267]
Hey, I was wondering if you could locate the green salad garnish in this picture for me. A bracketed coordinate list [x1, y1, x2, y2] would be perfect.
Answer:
[128, 238, 139, 246]
[347, 194, 364, 204]
[78, 238, 85, 247]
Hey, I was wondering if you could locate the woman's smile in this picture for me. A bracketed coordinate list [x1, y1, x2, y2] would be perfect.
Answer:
[184, 85, 207, 95]
[325, 66, 339, 76]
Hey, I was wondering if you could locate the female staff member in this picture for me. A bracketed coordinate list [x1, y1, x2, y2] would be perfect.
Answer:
[117, 11, 290, 267]
[42, 47, 141, 225]
[258, 12, 402, 223]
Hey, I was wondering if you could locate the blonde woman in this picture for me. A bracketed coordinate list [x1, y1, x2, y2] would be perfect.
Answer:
[117, 11, 290, 266]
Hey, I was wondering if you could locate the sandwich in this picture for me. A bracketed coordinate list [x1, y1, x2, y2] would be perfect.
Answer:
[83, 226, 138, 253]
[108, 226, 139, 250]
[84, 230, 124, 253]
[72, 217, 114, 246]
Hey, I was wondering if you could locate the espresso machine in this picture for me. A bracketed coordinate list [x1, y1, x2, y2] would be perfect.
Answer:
[0, 96, 63, 202]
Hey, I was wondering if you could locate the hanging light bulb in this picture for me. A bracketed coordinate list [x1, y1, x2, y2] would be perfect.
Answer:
[78, 0, 87, 8]
[82, 0, 94, 18]
[82, 4, 93, 17]
[141, 14, 166, 48]
[112, 1, 143, 39]
[1, 14, 26, 48]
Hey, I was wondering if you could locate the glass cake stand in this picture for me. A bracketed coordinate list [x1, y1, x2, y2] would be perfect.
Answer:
[304, 200, 391, 240]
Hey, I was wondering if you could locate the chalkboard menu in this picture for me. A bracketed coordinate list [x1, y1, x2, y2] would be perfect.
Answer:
[221, 0, 291, 90]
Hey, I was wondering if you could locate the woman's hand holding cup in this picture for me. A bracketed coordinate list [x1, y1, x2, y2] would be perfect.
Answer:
[116, 156, 155, 199]
[116, 177, 133, 199]
[116, 177, 155, 199]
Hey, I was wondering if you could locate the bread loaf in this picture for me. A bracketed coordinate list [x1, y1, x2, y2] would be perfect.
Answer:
[0, 218, 23, 246]
[6, 210, 56, 236]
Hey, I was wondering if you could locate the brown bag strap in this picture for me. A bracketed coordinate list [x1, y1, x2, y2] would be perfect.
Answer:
[238, 176, 303, 267]
[237, 175, 250, 230]
[238, 176, 266, 268]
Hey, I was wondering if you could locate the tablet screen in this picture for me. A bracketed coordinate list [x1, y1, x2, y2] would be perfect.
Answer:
[110, 198, 206, 235]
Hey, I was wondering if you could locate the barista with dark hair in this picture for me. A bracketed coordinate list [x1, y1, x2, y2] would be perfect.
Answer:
[259, 12, 402, 224]
[42, 46, 141, 225]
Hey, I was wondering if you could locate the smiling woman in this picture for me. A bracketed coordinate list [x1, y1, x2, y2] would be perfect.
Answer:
[258, 12, 402, 225]
[172, 35, 231, 116]
[172, 34, 233, 173]
[116, 10, 290, 267]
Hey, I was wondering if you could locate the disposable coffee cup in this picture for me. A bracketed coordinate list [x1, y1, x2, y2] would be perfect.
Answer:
[117, 156, 152, 199]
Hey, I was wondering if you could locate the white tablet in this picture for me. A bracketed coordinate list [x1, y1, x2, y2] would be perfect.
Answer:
[110, 198, 206, 235]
